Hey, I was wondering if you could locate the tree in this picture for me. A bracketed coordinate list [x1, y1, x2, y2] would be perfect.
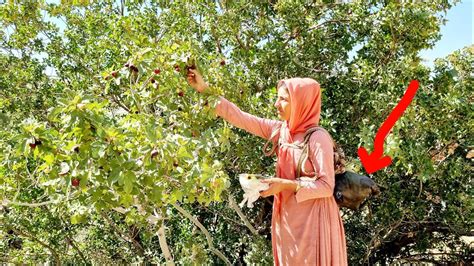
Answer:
[0, 1, 471, 264]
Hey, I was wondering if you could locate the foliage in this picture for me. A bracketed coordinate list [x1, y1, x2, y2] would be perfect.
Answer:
[0, 1, 471, 264]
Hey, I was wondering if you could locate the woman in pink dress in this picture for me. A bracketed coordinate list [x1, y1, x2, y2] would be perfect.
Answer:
[187, 69, 347, 265]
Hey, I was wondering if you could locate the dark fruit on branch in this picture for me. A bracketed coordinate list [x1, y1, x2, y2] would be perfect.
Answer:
[71, 178, 80, 187]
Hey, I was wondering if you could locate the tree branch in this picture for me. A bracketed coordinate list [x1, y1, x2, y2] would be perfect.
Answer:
[11, 228, 61, 265]
[234, 33, 248, 50]
[2, 190, 80, 208]
[100, 212, 146, 258]
[65, 235, 87, 263]
[2, 198, 56, 207]
[308, 19, 350, 31]
[172, 203, 231, 265]
[128, 72, 143, 113]
[210, 26, 223, 55]
[42, 205, 88, 264]
[396, 251, 470, 264]
[227, 194, 258, 235]
[156, 221, 175, 265]
[368, 220, 468, 263]
[111, 94, 131, 113]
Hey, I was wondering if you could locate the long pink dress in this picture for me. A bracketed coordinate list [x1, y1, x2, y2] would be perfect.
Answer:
[214, 78, 347, 265]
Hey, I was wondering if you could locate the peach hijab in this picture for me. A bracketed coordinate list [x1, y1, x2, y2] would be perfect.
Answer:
[279, 77, 321, 136]
[264, 77, 322, 157]
[274, 77, 321, 178]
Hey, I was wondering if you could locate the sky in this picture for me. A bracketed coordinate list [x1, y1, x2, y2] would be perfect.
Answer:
[418, 0, 473, 68]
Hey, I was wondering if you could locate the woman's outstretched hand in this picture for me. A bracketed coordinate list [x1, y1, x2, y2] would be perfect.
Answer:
[186, 68, 208, 93]
[260, 178, 298, 197]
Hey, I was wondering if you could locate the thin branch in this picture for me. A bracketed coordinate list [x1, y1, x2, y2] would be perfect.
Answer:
[2, 198, 56, 207]
[100, 212, 146, 258]
[65, 235, 87, 263]
[155, 212, 175, 266]
[217, 0, 225, 12]
[365, 212, 407, 262]
[172, 203, 231, 265]
[284, 18, 346, 46]
[3, 190, 80, 208]
[198, 204, 248, 228]
[11, 228, 61, 265]
[111, 94, 131, 113]
[234, 33, 248, 50]
[417, 178, 423, 198]
[210, 26, 223, 55]
[308, 19, 350, 31]
[128, 71, 143, 113]
[41, 205, 89, 264]
[154, 26, 169, 44]
[399, 252, 468, 259]
[55, 216, 87, 263]
[292, 57, 327, 74]
[227, 194, 258, 235]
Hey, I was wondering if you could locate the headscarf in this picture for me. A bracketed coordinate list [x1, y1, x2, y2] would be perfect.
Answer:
[264, 77, 322, 156]
[274, 77, 321, 178]
[278, 77, 321, 136]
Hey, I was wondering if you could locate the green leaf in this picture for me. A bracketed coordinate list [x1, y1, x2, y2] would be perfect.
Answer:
[123, 176, 134, 194]
[70, 213, 87, 225]
[43, 153, 55, 166]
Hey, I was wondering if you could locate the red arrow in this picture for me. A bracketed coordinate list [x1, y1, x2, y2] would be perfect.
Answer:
[358, 80, 420, 174]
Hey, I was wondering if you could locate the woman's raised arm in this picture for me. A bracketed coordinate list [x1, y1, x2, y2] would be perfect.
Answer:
[187, 68, 281, 140]
[215, 96, 281, 140]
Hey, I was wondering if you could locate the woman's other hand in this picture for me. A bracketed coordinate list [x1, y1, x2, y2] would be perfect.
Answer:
[186, 68, 208, 93]
[260, 178, 298, 197]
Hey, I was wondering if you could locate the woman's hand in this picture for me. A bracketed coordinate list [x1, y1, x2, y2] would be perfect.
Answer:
[186, 68, 208, 93]
[260, 178, 298, 197]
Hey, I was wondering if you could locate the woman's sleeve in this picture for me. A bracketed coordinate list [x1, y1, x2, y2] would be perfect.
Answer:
[215, 96, 281, 140]
[295, 130, 335, 203]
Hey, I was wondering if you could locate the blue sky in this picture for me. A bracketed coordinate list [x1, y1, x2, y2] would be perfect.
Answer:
[418, 0, 473, 68]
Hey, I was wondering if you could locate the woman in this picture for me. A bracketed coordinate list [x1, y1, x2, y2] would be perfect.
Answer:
[186, 69, 347, 265]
